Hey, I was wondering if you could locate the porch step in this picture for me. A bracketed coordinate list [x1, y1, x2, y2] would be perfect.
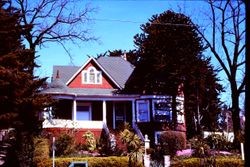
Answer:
[0, 141, 12, 167]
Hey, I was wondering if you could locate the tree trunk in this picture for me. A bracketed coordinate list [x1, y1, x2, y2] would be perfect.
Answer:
[172, 94, 177, 130]
[231, 84, 241, 147]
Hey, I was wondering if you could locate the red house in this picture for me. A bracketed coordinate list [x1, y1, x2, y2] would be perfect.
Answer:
[42, 56, 186, 145]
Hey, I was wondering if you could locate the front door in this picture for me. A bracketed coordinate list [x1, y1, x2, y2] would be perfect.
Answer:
[114, 102, 126, 129]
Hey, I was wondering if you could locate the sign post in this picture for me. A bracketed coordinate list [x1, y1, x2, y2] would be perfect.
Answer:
[52, 137, 55, 167]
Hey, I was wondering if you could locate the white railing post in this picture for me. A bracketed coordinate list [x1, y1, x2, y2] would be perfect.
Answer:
[241, 142, 245, 161]
[144, 134, 150, 151]
[144, 154, 150, 167]
[144, 134, 150, 167]
[164, 155, 170, 167]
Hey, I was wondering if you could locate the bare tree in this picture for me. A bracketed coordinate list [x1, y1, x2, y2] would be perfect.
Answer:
[14, 0, 97, 73]
[195, 0, 245, 145]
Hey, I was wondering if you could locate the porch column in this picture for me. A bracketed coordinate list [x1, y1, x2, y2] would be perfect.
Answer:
[132, 100, 135, 127]
[102, 100, 107, 124]
[72, 99, 77, 121]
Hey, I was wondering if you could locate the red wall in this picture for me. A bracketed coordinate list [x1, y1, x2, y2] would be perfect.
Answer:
[68, 61, 116, 89]
[42, 128, 103, 145]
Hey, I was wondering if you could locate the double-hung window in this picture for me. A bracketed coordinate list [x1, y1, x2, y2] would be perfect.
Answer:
[136, 100, 150, 122]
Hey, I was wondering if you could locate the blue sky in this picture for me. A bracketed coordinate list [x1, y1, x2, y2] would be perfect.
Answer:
[34, 0, 242, 107]
[35, 0, 210, 78]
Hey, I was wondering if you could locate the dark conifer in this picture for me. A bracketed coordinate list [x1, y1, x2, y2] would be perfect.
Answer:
[0, 1, 51, 166]
[123, 10, 223, 137]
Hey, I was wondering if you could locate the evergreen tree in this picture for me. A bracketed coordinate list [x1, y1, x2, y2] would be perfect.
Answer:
[0, 1, 51, 166]
[123, 10, 223, 136]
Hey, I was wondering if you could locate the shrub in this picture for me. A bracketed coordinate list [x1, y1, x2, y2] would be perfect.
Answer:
[171, 155, 244, 167]
[82, 130, 97, 152]
[55, 133, 75, 156]
[189, 137, 210, 157]
[33, 137, 50, 167]
[205, 133, 231, 151]
[119, 123, 143, 166]
[159, 130, 186, 157]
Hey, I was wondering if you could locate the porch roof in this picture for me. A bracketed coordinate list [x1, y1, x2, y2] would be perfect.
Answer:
[42, 87, 117, 96]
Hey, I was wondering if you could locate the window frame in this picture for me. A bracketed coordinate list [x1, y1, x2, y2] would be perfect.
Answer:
[136, 100, 150, 122]
[152, 99, 172, 122]
[82, 67, 102, 84]
[76, 102, 92, 121]
[154, 131, 164, 144]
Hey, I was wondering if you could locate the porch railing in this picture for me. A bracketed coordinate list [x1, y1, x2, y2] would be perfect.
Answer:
[42, 119, 105, 129]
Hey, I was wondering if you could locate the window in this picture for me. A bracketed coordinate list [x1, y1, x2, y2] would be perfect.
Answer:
[89, 69, 95, 83]
[82, 67, 102, 84]
[152, 99, 172, 122]
[136, 100, 150, 122]
[176, 98, 185, 124]
[83, 72, 87, 83]
[76, 103, 91, 120]
[154, 131, 164, 144]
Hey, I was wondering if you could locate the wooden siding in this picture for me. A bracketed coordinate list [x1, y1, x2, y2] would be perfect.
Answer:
[67, 61, 116, 89]
[42, 128, 104, 145]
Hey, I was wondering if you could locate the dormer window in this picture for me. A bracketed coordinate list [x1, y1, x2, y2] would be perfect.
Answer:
[82, 67, 102, 84]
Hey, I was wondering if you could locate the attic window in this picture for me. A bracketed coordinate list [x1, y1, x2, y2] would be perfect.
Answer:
[82, 67, 102, 84]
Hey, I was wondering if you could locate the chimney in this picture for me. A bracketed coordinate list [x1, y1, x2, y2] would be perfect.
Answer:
[122, 50, 127, 61]
[56, 70, 60, 78]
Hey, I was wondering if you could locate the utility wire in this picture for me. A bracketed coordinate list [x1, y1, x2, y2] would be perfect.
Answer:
[92, 18, 193, 27]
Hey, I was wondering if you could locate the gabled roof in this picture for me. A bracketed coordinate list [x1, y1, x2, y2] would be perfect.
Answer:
[52, 65, 80, 84]
[96, 56, 134, 88]
[55, 56, 134, 89]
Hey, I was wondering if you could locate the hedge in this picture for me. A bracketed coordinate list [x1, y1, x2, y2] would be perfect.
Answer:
[33, 137, 50, 166]
[36, 156, 143, 167]
[171, 156, 244, 167]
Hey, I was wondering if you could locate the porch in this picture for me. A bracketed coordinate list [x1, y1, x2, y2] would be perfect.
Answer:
[42, 95, 137, 130]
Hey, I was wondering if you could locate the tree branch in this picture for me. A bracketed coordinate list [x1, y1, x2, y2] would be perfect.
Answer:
[15, 0, 97, 54]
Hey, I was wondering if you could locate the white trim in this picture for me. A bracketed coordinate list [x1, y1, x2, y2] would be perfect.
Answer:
[72, 99, 77, 121]
[102, 100, 107, 123]
[81, 66, 102, 84]
[43, 119, 104, 129]
[50, 94, 139, 101]
[66, 58, 92, 85]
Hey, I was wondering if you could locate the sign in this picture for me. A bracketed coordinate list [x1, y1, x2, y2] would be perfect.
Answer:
[68, 161, 88, 167]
